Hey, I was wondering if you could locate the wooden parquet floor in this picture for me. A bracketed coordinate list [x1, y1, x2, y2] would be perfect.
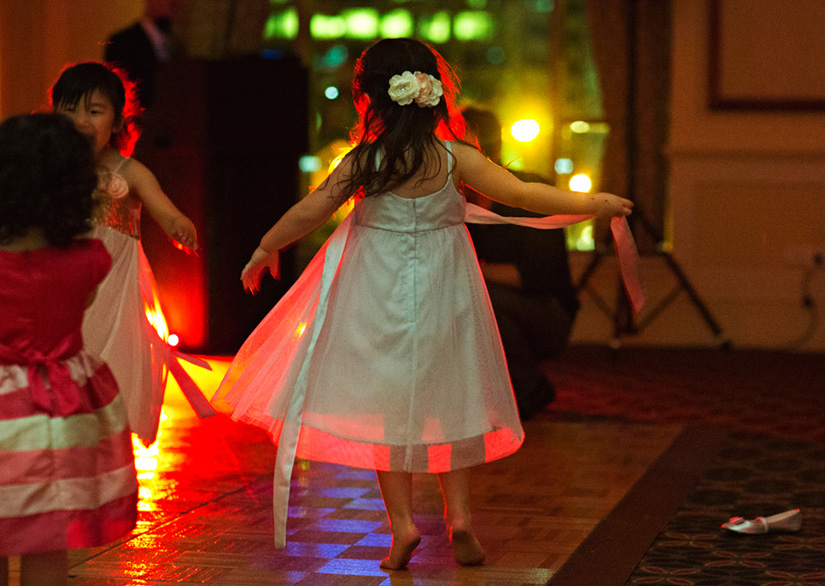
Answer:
[12, 346, 820, 585]
[8, 355, 683, 586]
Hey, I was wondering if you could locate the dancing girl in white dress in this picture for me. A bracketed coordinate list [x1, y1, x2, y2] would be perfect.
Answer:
[213, 38, 638, 570]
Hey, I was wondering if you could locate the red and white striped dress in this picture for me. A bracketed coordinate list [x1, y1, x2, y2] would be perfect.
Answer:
[0, 239, 138, 555]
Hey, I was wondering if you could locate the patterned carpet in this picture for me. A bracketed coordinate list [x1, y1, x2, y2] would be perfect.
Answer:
[543, 346, 825, 444]
[541, 346, 825, 586]
[627, 432, 825, 586]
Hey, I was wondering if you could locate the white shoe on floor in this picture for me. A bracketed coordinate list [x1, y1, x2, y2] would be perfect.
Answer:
[722, 509, 802, 534]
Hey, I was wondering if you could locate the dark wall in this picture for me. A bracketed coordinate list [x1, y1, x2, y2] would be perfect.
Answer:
[136, 54, 309, 354]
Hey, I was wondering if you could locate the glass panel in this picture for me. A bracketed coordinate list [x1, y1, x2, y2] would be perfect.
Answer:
[259, 0, 606, 257]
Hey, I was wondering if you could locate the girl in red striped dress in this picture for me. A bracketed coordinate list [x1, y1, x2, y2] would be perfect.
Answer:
[0, 113, 138, 586]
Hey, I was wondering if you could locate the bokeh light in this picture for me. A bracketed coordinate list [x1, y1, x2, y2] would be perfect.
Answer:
[569, 173, 592, 192]
[510, 119, 541, 143]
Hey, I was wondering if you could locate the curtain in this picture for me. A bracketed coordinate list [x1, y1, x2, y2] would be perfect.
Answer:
[585, 0, 671, 254]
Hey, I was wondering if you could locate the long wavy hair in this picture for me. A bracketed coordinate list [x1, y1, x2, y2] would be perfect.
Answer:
[49, 61, 142, 157]
[0, 113, 98, 247]
[338, 38, 466, 202]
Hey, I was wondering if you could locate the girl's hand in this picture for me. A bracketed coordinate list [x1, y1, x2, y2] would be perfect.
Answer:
[169, 215, 199, 254]
[592, 192, 634, 218]
[241, 247, 280, 294]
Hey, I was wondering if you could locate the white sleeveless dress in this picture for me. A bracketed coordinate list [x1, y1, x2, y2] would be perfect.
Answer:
[213, 141, 643, 546]
[83, 157, 214, 446]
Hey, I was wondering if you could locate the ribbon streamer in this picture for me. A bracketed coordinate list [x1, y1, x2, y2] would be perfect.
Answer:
[463, 202, 645, 315]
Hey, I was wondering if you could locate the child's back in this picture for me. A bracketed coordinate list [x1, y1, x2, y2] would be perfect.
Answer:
[0, 113, 138, 574]
[0, 239, 139, 557]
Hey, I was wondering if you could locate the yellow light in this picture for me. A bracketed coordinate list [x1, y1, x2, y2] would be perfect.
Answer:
[570, 121, 590, 133]
[133, 437, 159, 455]
[510, 119, 540, 143]
[569, 174, 592, 192]
[134, 457, 158, 471]
[329, 144, 353, 173]
[295, 322, 307, 338]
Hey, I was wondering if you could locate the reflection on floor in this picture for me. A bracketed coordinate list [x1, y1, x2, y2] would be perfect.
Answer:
[8, 356, 682, 586]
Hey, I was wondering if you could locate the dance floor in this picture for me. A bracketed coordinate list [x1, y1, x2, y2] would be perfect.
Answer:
[7, 346, 823, 585]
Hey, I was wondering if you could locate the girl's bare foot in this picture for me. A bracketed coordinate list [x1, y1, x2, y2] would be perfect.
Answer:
[380, 525, 421, 570]
[449, 526, 486, 566]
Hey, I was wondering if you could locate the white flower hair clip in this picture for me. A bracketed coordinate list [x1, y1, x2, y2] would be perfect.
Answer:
[388, 71, 443, 108]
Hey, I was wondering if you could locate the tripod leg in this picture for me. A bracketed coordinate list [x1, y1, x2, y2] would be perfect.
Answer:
[658, 251, 730, 348]
[635, 209, 731, 348]
[575, 247, 604, 293]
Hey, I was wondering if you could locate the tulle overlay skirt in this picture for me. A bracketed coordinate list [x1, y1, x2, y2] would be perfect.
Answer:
[0, 352, 138, 555]
[83, 226, 213, 446]
[213, 212, 525, 475]
[212, 174, 643, 547]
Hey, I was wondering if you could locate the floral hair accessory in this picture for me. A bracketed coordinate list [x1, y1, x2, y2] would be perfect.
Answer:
[388, 71, 443, 108]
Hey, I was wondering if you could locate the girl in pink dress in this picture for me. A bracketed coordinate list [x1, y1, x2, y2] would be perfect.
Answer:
[0, 113, 138, 586]
[213, 38, 636, 569]
[50, 62, 213, 447]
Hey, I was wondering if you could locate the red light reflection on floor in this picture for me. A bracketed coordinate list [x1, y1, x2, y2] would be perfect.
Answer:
[131, 356, 234, 512]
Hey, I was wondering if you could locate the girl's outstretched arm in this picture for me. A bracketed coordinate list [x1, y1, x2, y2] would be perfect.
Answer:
[241, 156, 353, 293]
[125, 158, 199, 252]
[452, 142, 633, 218]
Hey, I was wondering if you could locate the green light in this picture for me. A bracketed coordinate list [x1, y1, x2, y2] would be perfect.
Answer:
[574, 223, 595, 251]
[380, 9, 414, 38]
[420, 11, 451, 44]
[311, 14, 347, 39]
[321, 45, 348, 69]
[342, 8, 379, 39]
[555, 158, 574, 174]
[454, 11, 494, 41]
[299, 156, 322, 173]
[264, 9, 298, 40]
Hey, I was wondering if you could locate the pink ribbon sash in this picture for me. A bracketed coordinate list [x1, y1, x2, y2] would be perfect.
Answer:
[463, 202, 645, 315]
[0, 338, 84, 415]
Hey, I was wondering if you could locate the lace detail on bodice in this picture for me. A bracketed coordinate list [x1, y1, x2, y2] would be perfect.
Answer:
[91, 159, 141, 239]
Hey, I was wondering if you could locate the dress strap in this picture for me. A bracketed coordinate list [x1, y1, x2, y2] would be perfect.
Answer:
[112, 156, 130, 174]
[444, 140, 455, 177]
